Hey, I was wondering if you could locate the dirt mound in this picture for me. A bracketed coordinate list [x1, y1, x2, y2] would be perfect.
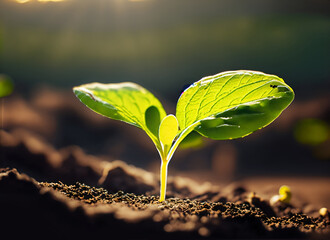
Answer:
[0, 129, 214, 197]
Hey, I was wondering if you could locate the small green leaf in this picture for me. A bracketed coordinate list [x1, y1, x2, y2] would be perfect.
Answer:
[73, 82, 166, 149]
[176, 70, 294, 140]
[159, 114, 179, 154]
[0, 75, 14, 98]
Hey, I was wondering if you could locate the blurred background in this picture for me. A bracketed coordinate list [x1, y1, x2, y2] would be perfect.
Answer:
[0, 0, 329, 195]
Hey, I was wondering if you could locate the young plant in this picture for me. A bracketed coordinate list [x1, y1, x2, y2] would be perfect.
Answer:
[73, 70, 294, 202]
[270, 185, 292, 205]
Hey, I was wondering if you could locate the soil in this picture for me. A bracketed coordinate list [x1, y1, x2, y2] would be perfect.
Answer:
[0, 166, 329, 240]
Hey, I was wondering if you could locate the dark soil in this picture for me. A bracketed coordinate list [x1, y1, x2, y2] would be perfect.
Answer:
[40, 181, 328, 233]
[0, 168, 329, 240]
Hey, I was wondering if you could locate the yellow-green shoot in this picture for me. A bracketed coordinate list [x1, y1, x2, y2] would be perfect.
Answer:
[270, 185, 292, 205]
[73, 70, 294, 202]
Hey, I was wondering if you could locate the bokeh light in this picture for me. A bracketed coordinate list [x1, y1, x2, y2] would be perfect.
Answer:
[15, 0, 65, 3]
[294, 118, 329, 146]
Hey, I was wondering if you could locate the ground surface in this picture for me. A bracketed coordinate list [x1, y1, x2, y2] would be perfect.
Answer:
[0, 166, 329, 240]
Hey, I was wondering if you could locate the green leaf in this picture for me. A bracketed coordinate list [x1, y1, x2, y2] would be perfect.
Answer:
[159, 114, 179, 154]
[0, 75, 14, 98]
[73, 82, 166, 148]
[176, 70, 294, 140]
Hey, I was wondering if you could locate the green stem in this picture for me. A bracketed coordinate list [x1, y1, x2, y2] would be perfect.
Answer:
[159, 159, 169, 202]
[158, 121, 201, 202]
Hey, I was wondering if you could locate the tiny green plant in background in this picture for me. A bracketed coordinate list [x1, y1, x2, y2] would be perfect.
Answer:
[0, 74, 14, 98]
[270, 185, 292, 205]
[278, 185, 292, 203]
[73, 70, 294, 202]
[0, 75, 14, 131]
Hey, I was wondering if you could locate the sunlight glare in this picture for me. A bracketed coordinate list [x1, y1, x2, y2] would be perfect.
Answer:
[15, 0, 30, 3]
[15, 0, 65, 3]
[38, 0, 65, 2]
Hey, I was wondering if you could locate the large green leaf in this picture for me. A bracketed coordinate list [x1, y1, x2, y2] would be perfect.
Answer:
[176, 70, 294, 140]
[73, 82, 166, 147]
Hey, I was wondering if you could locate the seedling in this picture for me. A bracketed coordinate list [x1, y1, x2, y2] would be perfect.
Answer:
[270, 185, 292, 205]
[73, 70, 294, 202]
[279, 185, 292, 203]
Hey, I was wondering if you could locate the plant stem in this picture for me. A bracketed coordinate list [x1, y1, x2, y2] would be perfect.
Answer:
[159, 159, 169, 202]
[158, 121, 201, 202]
